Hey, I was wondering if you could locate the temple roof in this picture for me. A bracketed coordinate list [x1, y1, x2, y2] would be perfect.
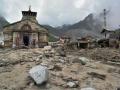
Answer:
[22, 11, 37, 17]
[3, 19, 48, 33]
[22, 6, 37, 17]
[3, 7, 48, 33]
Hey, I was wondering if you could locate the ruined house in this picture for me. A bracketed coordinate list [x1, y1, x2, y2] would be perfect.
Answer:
[3, 8, 48, 48]
[77, 36, 94, 49]
[109, 29, 120, 41]
[101, 29, 113, 39]
[59, 36, 71, 44]
[62, 36, 94, 50]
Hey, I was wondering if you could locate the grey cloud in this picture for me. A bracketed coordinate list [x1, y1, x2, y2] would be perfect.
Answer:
[0, 0, 120, 29]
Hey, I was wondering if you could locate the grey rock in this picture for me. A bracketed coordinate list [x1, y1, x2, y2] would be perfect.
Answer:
[73, 57, 89, 65]
[66, 82, 77, 88]
[79, 57, 90, 65]
[81, 87, 96, 90]
[29, 65, 49, 85]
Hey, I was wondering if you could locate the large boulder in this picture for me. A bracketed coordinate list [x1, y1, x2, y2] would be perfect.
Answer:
[29, 65, 49, 85]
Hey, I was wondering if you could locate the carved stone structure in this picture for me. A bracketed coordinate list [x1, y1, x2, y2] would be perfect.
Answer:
[3, 8, 48, 48]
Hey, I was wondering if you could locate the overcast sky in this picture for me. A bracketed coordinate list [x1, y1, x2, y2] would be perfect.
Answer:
[0, 0, 120, 29]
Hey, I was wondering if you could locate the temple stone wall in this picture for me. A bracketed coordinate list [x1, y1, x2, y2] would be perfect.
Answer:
[3, 20, 48, 48]
[3, 9, 48, 48]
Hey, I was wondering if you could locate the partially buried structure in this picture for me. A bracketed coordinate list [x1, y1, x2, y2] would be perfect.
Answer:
[3, 7, 48, 48]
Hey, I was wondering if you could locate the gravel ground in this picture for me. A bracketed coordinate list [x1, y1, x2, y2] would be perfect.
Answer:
[0, 48, 119, 90]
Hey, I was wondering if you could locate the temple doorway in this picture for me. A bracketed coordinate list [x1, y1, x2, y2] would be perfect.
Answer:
[23, 35, 29, 46]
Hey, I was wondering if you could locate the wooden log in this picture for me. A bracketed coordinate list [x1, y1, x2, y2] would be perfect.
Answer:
[87, 72, 106, 80]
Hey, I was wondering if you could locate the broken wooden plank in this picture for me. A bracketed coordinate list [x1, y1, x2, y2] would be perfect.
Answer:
[87, 72, 106, 80]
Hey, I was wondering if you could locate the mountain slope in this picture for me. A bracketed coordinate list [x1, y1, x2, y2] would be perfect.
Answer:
[43, 14, 104, 41]
[62, 14, 103, 39]
[0, 16, 9, 30]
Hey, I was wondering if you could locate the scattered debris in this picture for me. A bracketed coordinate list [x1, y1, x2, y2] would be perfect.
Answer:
[52, 65, 62, 71]
[56, 46, 66, 57]
[0, 48, 119, 90]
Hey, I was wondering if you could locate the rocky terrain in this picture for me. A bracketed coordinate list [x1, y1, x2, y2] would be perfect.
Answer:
[0, 47, 119, 90]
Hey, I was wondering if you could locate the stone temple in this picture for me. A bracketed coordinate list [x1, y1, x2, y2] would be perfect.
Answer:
[3, 7, 48, 48]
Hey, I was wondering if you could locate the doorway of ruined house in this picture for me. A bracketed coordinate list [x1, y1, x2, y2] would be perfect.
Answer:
[23, 35, 29, 46]
[79, 43, 88, 49]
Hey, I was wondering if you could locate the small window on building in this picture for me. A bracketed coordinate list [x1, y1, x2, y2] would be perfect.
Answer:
[4, 34, 11, 40]
[21, 24, 31, 31]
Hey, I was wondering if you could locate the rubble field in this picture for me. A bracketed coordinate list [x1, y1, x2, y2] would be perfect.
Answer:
[0, 48, 119, 90]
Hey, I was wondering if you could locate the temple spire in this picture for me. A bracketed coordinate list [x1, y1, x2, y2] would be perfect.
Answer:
[22, 6, 37, 21]
[29, 5, 31, 11]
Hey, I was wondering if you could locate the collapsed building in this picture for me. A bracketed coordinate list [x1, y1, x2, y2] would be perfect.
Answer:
[77, 36, 95, 49]
[60, 36, 95, 50]
[109, 29, 120, 41]
[99, 28, 120, 48]
[3, 7, 48, 48]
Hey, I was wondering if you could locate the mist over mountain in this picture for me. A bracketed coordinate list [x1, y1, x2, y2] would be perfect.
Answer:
[43, 13, 104, 41]
[1, 0, 120, 29]
[0, 16, 9, 31]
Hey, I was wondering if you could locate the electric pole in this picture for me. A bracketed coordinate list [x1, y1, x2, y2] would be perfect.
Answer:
[103, 9, 107, 38]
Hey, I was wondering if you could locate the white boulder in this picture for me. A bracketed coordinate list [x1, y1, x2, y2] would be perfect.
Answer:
[43, 46, 52, 51]
[81, 87, 96, 90]
[29, 65, 49, 85]
[67, 82, 77, 88]
[79, 57, 90, 65]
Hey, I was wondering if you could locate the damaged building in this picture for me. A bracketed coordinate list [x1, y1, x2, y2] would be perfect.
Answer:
[99, 28, 120, 48]
[109, 29, 120, 41]
[62, 36, 95, 50]
[3, 7, 48, 48]
[77, 36, 94, 49]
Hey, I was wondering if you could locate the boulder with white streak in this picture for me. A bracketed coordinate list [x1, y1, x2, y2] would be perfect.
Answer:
[81, 87, 96, 90]
[29, 65, 49, 85]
